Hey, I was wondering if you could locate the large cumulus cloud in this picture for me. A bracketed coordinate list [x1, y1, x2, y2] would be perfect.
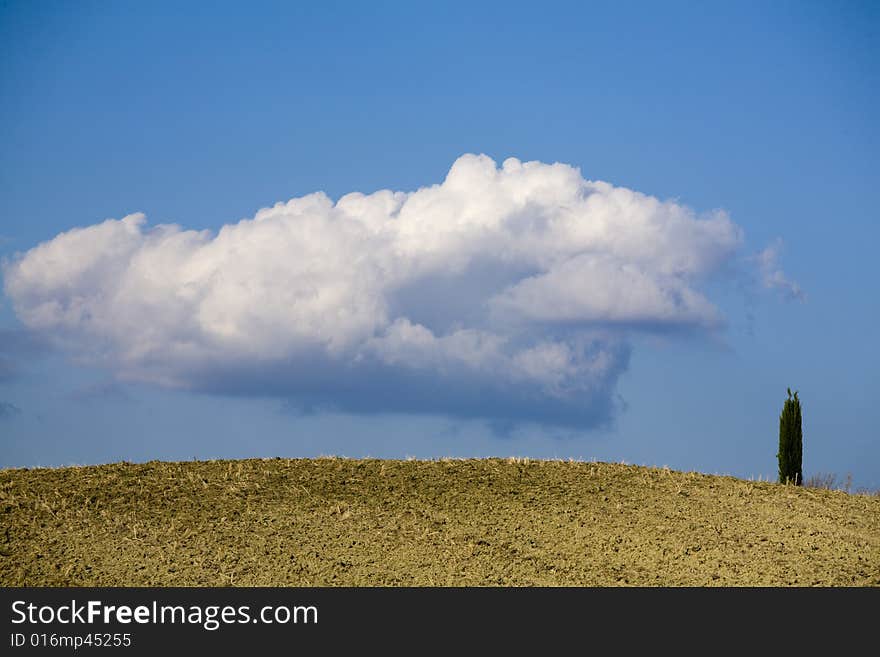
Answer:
[3, 154, 780, 428]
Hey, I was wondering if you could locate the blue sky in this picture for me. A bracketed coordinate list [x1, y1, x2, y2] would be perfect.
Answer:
[1, 1, 878, 489]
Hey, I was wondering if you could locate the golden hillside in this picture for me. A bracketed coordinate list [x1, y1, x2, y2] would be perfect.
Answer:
[1, 457, 877, 586]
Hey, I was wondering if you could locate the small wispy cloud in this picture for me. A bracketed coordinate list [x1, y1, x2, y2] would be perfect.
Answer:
[753, 239, 805, 302]
[0, 401, 22, 419]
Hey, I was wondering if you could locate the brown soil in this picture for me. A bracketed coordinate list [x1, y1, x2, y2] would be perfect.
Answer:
[1, 457, 877, 586]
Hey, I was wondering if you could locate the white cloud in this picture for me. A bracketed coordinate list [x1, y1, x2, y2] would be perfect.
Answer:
[754, 239, 804, 302]
[489, 253, 724, 327]
[1, 154, 788, 427]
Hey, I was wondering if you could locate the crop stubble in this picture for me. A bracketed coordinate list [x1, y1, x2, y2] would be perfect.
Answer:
[1, 458, 877, 586]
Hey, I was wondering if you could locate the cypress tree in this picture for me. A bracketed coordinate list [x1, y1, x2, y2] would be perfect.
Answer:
[777, 388, 803, 485]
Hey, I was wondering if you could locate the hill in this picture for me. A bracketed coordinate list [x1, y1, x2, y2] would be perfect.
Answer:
[1, 457, 877, 586]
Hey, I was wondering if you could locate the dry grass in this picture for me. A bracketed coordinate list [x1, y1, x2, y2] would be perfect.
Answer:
[1, 457, 878, 586]
[803, 471, 880, 497]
